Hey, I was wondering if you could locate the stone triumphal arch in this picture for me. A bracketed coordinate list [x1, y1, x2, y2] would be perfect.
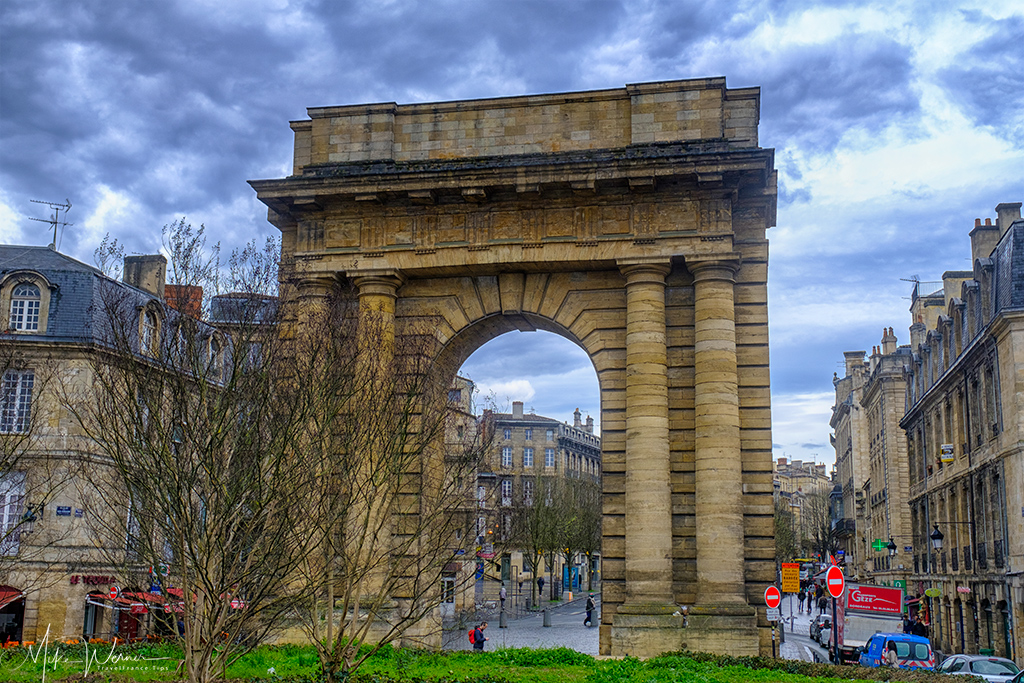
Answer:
[251, 78, 777, 657]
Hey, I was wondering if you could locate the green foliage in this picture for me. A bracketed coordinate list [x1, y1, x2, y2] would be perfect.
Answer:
[492, 647, 594, 667]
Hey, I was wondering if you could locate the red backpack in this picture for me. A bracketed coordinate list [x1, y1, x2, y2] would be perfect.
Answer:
[468, 628, 476, 644]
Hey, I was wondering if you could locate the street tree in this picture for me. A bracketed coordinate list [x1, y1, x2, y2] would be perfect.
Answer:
[64, 222, 317, 683]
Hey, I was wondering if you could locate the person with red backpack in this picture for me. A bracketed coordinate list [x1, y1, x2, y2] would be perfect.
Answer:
[469, 621, 488, 651]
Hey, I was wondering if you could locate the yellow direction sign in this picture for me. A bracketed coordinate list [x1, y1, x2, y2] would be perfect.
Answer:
[781, 563, 800, 593]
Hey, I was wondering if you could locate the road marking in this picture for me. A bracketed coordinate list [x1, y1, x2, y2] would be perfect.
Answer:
[804, 646, 815, 662]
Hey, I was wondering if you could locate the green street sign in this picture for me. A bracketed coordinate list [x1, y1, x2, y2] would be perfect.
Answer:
[872, 539, 887, 551]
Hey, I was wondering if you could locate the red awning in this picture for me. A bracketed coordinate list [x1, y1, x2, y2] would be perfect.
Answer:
[0, 587, 24, 610]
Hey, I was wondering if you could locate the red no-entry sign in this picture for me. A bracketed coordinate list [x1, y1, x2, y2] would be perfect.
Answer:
[109, 586, 120, 600]
[764, 585, 781, 609]
[826, 565, 845, 598]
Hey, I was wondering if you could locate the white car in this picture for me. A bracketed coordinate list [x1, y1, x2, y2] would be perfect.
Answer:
[936, 655, 1020, 683]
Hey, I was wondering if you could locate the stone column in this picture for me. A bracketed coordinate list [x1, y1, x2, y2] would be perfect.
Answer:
[352, 270, 406, 360]
[619, 261, 674, 605]
[690, 258, 747, 605]
[609, 260, 683, 658]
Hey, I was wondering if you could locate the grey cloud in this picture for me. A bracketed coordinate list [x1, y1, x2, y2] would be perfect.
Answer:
[937, 14, 1024, 145]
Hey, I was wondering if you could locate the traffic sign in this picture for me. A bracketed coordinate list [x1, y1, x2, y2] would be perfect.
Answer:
[766, 607, 781, 622]
[780, 563, 800, 593]
[764, 585, 781, 609]
[826, 565, 845, 598]
[109, 586, 120, 600]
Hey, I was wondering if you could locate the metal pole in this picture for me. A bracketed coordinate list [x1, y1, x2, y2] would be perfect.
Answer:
[772, 624, 776, 659]
[832, 595, 838, 664]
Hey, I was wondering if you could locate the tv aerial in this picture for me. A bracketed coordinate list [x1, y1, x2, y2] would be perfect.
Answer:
[29, 199, 73, 250]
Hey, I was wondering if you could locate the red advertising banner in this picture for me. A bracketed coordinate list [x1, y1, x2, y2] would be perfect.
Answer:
[846, 584, 904, 615]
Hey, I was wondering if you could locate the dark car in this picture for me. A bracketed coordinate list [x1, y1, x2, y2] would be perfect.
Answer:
[936, 654, 1020, 683]
[809, 614, 832, 643]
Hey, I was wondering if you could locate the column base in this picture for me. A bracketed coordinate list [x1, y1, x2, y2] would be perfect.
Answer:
[609, 603, 686, 658]
[684, 603, 759, 656]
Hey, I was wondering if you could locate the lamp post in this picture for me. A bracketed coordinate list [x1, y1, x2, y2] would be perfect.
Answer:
[930, 525, 944, 551]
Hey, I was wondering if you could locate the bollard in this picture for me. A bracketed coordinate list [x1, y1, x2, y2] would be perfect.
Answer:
[543, 609, 551, 627]
[499, 611, 508, 628]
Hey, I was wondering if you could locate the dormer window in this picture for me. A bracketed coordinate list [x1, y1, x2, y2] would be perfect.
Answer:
[208, 336, 222, 378]
[140, 309, 159, 356]
[9, 284, 41, 331]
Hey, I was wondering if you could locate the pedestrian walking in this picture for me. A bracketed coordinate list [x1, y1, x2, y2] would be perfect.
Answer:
[818, 595, 827, 615]
[472, 621, 488, 651]
[538, 576, 545, 598]
[807, 590, 814, 613]
[584, 594, 595, 627]
[499, 583, 507, 611]
[797, 588, 806, 614]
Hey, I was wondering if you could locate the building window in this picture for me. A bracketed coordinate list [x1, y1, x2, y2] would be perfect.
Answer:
[503, 428, 511, 440]
[8, 284, 41, 331]
[546, 429, 553, 441]
[208, 336, 223, 379]
[523, 479, 534, 505]
[477, 516, 487, 540]
[0, 370, 34, 434]
[448, 389, 461, 403]
[501, 447, 512, 468]
[524, 428, 532, 440]
[523, 448, 533, 468]
[140, 309, 159, 356]
[545, 448, 555, 468]
[477, 486, 486, 507]
[0, 472, 26, 556]
[500, 479, 512, 507]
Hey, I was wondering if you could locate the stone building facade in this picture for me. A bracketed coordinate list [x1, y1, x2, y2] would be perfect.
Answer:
[250, 78, 778, 657]
[831, 352, 871, 578]
[901, 202, 1023, 661]
[860, 329, 912, 585]
[773, 457, 831, 550]
[476, 402, 601, 602]
[0, 246, 180, 644]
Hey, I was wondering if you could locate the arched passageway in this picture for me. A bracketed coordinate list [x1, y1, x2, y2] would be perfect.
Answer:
[252, 78, 777, 656]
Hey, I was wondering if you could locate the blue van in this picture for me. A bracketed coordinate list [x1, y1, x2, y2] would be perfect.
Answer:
[859, 633, 935, 670]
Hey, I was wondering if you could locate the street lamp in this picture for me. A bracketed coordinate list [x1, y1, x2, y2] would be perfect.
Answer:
[887, 538, 898, 557]
[930, 525, 944, 551]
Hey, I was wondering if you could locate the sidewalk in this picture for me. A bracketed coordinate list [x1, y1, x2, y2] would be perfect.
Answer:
[443, 593, 600, 655]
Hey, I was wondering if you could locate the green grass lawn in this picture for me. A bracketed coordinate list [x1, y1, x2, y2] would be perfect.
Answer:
[0, 642, 951, 683]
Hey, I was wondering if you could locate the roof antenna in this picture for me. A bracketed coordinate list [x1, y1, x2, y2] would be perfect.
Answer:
[29, 199, 73, 251]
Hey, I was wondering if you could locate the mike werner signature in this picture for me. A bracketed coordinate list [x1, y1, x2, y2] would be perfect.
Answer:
[1, 625, 174, 683]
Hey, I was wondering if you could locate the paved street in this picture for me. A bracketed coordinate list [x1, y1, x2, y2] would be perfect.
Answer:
[442, 592, 835, 662]
[443, 595, 601, 655]
[777, 593, 832, 663]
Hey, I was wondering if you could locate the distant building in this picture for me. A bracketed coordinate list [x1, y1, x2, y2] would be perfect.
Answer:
[773, 457, 832, 557]
[831, 352, 871, 577]
[476, 401, 600, 603]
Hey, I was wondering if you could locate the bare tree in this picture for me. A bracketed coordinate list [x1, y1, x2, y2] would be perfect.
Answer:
[774, 497, 800, 566]
[284, 288, 489, 680]
[63, 222, 317, 683]
[557, 477, 601, 593]
[509, 475, 560, 607]
[801, 489, 839, 563]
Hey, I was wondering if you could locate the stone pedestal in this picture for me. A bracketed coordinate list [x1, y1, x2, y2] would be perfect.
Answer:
[683, 604, 760, 656]
[610, 604, 685, 658]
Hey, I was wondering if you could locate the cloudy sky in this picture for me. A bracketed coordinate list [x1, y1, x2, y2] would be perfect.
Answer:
[2, 0, 1022, 466]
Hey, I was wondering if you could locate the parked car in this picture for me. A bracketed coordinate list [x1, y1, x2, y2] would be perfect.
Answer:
[858, 633, 935, 670]
[936, 654, 1020, 682]
[810, 614, 832, 643]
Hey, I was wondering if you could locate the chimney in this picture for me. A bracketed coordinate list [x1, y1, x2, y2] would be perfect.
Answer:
[881, 326, 897, 355]
[585, 415, 594, 433]
[844, 351, 865, 377]
[910, 321, 926, 349]
[778, 457, 787, 467]
[971, 217, 1001, 262]
[574, 408, 582, 429]
[123, 254, 167, 299]
[996, 202, 1022, 237]
[165, 284, 204, 318]
[512, 401, 524, 419]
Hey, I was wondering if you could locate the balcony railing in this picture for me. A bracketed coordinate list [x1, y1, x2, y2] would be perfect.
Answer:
[833, 518, 856, 536]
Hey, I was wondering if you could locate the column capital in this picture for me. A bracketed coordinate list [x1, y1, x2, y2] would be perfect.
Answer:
[352, 269, 406, 300]
[687, 256, 741, 283]
[618, 258, 671, 283]
[296, 274, 339, 294]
